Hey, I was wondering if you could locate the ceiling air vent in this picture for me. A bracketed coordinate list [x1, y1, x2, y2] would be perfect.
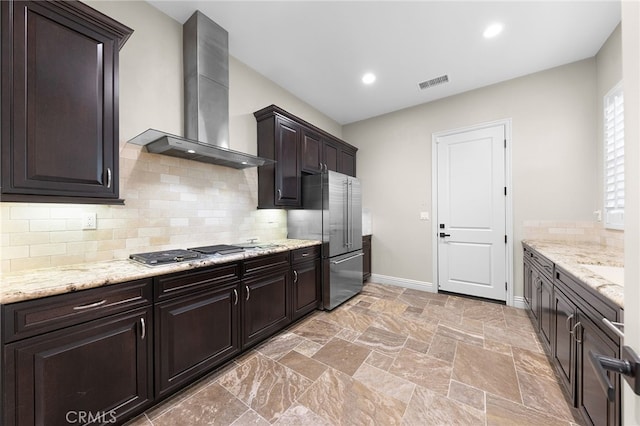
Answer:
[418, 75, 449, 90]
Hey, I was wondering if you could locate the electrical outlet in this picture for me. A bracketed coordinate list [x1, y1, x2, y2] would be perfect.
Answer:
[82, 212, 97, 230]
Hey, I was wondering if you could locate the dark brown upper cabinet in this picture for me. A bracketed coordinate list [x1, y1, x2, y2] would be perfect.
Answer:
[254, 105, 357, 209]
[1, 1, 132, 204]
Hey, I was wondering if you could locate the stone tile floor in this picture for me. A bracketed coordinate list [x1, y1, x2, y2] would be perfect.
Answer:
[126, 282, 583, 425]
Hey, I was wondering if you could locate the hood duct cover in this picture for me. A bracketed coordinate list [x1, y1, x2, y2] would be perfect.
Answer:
[127, 11, 273, 169]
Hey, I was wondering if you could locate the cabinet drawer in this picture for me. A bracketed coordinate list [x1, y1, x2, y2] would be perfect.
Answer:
[155, 263, 241, 302]
[243, 252, 290, 277]
[555, 267, 619, 341]
[3, 279, 152, 343]
[291, 245, 320, 264]
[530, 251, 554, 279]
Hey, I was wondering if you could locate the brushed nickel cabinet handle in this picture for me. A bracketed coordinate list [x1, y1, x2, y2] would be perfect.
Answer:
[573, 322, 583, 344]
[301, 252, 309, 257]
[233, 289, 238, 306]
[277, 189, 282, 200]
[140, 317, 146, 340]
[245, 285, 250, 301]
[293, 270, 298, 283]
[106, 167, 112, 189]
[566, 314, 574, 333]
[73, 299, 106, 310]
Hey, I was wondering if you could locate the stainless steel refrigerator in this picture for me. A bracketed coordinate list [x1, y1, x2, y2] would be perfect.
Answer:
[288, 171, 363, 310]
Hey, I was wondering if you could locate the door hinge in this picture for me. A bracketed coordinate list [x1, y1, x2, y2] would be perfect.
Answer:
[505, 282, 508, 291]
[504, 139, 507, 148]
[504, 187, 507, 196]
[504, 235, 507, 243]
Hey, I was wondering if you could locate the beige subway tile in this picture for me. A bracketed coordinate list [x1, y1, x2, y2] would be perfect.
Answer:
[67, 241, 99, 255]
[1, 259, 11, 274]
[138, 227, 167, 237]
[30, 219, 67, 232]
[30, 243, 67, 257]
[10, 205, 50, 220]
[84, 229, 114, 241]
[1, 219, 30, 233]
[50, 231, 84, 243]
[10, 232, 50, 246]
[11, 256, 52, 272]
[1, 245, 29, 260]
[53, 255, 87, 267]
[160, 174, 180, 184]
[97, 239, 126, 251]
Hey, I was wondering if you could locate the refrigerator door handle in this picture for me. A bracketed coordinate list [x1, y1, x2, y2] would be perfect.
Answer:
[349, 180, 354, 248]
[344, 179, 349, 247]
[330, 252, 364, 265]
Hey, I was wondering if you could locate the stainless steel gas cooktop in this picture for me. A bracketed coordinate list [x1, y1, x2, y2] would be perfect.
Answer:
[129, 245, 246, 266]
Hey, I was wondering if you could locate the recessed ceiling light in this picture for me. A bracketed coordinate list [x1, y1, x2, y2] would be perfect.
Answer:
[362, 73, 376, 85]
[483, 23, 504, 39]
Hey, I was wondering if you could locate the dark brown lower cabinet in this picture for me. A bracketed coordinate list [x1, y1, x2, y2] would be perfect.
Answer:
[553, 287, 577, 404]
[362, 235, 372, 282]
[155, 283, 240, 398]
[539, 274, 553, 350]
[4, 308, 152, 425]
[523, 243, 622, 426]
[292, 258, 321, 320]
[577, 312, 620, 426]
[242, 269, 291, 348]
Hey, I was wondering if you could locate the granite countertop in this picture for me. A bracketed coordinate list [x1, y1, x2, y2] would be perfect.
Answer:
[522, 239, 624, 308]
[0, 239, 321, 305]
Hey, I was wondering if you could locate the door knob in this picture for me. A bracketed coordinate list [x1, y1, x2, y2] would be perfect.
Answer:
[439, 232, 451, 238]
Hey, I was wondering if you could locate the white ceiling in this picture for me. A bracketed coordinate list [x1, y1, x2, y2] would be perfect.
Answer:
[147, 1, 621, 125]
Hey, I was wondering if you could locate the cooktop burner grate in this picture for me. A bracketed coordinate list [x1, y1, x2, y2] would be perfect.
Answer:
[129, 249, 202, 265]
[187, 244, 245, 255]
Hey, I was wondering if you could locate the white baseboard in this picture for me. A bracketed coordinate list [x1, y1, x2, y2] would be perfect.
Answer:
[369, 274, 527, 309]
[368, 274, 435, 293]
[512, 296, 527, 309]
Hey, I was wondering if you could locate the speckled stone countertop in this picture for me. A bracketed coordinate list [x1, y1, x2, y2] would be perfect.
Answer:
[522, 239, 624, 308]
[0, 239, 321, 305]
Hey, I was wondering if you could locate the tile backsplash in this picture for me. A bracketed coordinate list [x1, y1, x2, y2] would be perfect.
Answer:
[0, 145, 287, 274]
[522, 220, 624, 248]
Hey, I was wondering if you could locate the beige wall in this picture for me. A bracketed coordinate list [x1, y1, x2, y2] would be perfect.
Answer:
[344, 58, 600, 296]
[0, 0, 341, 274]
[596, 24, 623, 219]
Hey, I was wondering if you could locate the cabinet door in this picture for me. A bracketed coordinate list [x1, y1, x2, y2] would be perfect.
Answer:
[530, 270, 541, 327]
[323, 140, 339, 172]
[274, 118, 301, 206]
[4, 308, 151, 426]
[292, 259, 321, 320]
[363, 235, 372, 282]
[339, 148, 356, 177]
[242, 269, 291, 348]
[1, 1, 126, 201]
[553, 287, 576, 403]
[155, 283, 240, 397]
[523, 261, 532, 308]
[540, 275, 553, 350]
[577, 313, 619, 426]
[301, 130, 323, 174]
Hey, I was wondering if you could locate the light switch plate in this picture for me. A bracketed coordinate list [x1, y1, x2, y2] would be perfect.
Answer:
[419, 212, 430, 221]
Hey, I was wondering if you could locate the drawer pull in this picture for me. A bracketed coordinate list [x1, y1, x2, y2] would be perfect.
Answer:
[233, 289, 238, 305]
[301, 252, 310, 257]
[140, 317, 146, 340]
[73, 299, 107, 310]
[603, 318, 625, 339]
[245, 285, 250, 301]
[293, 270, 298, 283]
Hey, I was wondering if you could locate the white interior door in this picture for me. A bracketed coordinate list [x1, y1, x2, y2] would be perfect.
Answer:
[436, 124, 507, 301]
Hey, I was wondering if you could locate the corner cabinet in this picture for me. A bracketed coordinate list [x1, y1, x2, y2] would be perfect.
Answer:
[254, 105, 358, 208]
[1, 0, 132, 204]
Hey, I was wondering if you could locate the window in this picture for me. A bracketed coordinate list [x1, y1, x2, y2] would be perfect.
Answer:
[604, 82, 624, 230]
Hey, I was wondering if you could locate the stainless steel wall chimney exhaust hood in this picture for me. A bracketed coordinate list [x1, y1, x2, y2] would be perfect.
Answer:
[127, 11, 273, 170]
